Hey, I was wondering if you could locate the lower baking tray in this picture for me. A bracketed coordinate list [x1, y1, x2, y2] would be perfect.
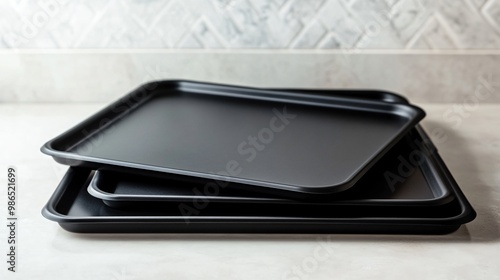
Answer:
[88, 127, 453, 208]
[41, 132, 476, 234]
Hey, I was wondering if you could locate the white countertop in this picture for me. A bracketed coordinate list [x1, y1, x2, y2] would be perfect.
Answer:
[0, 103, 498, 280]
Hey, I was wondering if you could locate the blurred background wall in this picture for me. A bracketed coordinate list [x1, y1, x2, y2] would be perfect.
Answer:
[1, 0, 499, 102]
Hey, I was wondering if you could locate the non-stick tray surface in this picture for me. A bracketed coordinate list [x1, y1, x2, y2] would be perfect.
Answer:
[41, 81, 425, 196]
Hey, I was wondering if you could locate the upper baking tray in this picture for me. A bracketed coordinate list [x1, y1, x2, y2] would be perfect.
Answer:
[41, 80, 425, 196]
[88, 88, 441, 208]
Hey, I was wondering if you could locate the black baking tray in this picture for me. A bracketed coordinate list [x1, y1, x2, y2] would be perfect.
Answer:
[41, 80, 425, 197]
[87, 88, 449, 208]
[87, 128, 453, 208]
[41, 126, 476, 234]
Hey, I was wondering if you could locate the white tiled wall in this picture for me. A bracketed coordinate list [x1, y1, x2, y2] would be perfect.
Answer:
[1, 0, 500, 49]
[1, 0, 499, 103]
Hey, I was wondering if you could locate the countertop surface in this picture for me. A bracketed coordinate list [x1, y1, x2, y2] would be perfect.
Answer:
[0, 103, 498, 280]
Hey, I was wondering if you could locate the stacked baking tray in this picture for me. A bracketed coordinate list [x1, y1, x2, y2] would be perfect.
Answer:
[41, 81, 476, 234]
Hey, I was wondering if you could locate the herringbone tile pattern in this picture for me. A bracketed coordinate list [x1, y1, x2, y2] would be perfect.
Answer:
[1, 0, 499, 49]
